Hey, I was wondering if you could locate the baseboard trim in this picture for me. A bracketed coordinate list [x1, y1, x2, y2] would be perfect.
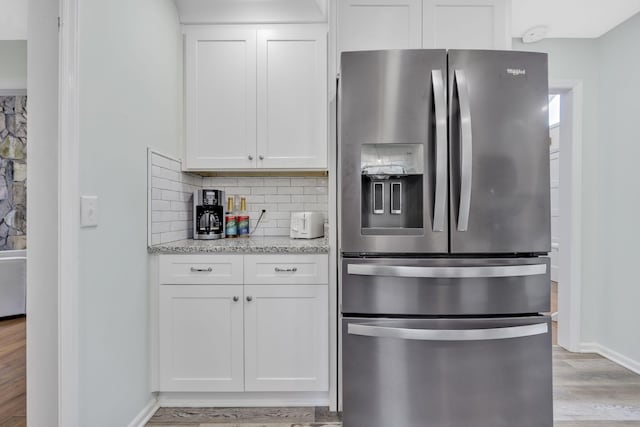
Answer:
[128, 397, 160, 427]
[580, 342, 640, 375]
[157, 392, 329, 408]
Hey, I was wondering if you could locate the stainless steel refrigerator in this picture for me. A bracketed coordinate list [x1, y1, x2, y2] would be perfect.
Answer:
[339, 49, 552, 427]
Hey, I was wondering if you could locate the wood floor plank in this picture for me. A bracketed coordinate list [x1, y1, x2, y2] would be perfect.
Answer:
[0, 318, 25, 426]
[0, 415, 27, 427]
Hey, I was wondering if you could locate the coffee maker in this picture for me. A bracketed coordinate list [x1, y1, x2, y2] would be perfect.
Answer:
[193, 189, 225, 240]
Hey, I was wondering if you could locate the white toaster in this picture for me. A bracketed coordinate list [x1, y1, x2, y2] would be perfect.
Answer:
[290, 212, 324, 239]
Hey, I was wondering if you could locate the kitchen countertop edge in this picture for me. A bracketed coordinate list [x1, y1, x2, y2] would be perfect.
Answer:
[148, 237, 330, 255]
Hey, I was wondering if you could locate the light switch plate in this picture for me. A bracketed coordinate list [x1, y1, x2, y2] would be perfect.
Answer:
[80, 195, 98, 227]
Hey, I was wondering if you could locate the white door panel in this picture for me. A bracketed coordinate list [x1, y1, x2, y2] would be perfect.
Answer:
[423, 0, 510, 49]
[337, 0, 422, 71]
[244, 284, 328, 391]
[257, 27, 327, 169]
[159, 285, 244, 391]
[185, 28, 257, 169]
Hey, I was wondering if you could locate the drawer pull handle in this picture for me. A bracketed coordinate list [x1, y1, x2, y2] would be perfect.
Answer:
[190, 267, 213, 273]
[246, 296, 253, 302]
[275, 267, 298, 273]
[233, 296, 239, 302]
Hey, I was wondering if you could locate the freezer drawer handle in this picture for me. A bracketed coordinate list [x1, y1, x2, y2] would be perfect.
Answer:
[454, 69, 473, 232]
[347, 263, 547, 278]
[348, 322, 548, 341]
[432, 69, 447, 232]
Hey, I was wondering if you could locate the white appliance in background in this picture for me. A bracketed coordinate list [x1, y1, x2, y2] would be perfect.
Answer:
[290, 212, 324, 239]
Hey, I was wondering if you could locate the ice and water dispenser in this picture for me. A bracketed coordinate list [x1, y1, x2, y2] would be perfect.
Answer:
[360, 144, 424, 235]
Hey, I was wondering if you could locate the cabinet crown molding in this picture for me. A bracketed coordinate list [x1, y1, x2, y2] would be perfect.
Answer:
[176, 0, 327, 24]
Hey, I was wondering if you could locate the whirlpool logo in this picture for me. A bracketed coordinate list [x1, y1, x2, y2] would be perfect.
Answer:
[507, 68, 526, 76]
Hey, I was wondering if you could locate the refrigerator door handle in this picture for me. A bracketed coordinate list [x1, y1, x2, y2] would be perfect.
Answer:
[348, 322, 548, 341]
[455, 69, 473, 232]
[347, 263, 547, 278]
[432, 69, 447, 232]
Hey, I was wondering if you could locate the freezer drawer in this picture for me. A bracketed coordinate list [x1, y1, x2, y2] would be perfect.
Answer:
[342, 257, 550, 315]
[342, 316, 553, 427]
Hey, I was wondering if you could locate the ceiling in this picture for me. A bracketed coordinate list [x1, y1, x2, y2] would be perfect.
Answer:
[511, 0, 640, 39]
[2, 0, 640, 41]
[0, 0, 27, 40]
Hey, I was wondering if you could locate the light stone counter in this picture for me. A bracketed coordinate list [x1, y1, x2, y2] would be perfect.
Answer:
[148, 236, 329, 254]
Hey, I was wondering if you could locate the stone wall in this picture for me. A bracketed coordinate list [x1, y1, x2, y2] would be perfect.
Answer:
[0, 96, 27, 250]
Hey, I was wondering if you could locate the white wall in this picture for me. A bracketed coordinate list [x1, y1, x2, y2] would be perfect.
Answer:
[0, 40, 27, 88]
[77, 0, 181, 425]
[26, 0, 59, 425]
[513, 38, 602, 344]
[596, 12, 640, 363]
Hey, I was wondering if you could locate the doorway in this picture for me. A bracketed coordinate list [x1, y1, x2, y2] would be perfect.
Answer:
[548, 80, 583, 352]
[548, 93, 560, 344]
[0, 44, 27, 426]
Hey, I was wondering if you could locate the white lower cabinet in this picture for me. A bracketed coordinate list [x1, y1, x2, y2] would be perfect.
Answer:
[156, 254, 329, 395]
[244, 285, 328, 392]
[159, 284, 244, 392]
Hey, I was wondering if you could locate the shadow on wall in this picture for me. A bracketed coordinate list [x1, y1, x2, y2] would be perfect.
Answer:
[0, 95, 27, 250]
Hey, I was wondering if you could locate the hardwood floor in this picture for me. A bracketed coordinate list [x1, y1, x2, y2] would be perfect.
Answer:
[0, 316, 26, 427]
[4, 297, 637, 427]
[147, 348, 640, 426]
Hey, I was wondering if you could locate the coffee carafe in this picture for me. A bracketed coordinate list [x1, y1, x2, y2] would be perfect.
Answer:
[193, 189, 225, 240]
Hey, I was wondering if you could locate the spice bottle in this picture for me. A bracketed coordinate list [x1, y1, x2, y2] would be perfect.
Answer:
[237, 197, 250, 237]
[225, 197, 237, 238]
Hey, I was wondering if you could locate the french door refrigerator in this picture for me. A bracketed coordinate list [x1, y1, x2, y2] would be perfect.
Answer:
[339, 49, 552, 427]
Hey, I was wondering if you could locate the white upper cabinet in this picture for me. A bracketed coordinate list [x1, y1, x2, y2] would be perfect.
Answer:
[257, 28, 328, 169]
[336, 0, 511, 72]
[338, 0, 422, 54]
[423, 0, 511, 50]
[184, 25, 328, 171]
[185, 28, 257, 169]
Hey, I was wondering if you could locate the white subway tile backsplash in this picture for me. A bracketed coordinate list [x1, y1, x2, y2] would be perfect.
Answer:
[264, 178, 291, 186]
[270, 194, 292, 203]
[149, 152, 201, 243]
[277, 186, 303, 195]
[149, 151, 327, 242]
[250, 186, 276, 195]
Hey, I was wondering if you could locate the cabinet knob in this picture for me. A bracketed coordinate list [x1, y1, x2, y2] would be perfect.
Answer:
[248, 154, 254, 160]
[259, 155, 264, 160]
[246, 296, 253, 302]
[232, 296, 239, 302]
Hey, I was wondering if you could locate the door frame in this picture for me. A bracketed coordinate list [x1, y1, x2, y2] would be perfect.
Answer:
[549, 79, 583, 353]
[58, 0, 80, 424]
[28, 0, 81, 424]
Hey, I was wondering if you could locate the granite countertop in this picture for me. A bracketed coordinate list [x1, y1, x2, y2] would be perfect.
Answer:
[148, 236, 329, 254]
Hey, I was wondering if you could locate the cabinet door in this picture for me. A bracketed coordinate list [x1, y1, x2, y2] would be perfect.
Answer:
[337, 0, 422, 68]
[423, 0, 510, 49]
[244, 285, 328, 391]
[185, 28, 257, 169]
[159, 285, 244, 391]
[256, 27, 327, 169]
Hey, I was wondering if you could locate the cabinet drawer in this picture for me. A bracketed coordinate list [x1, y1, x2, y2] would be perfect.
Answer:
[159, 255, 243, 285]
[244, 255, 328, 285]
